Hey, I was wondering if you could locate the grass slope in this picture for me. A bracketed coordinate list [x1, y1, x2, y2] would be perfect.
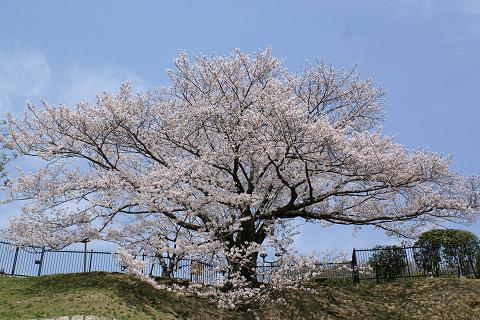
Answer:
[0, 272, 479, 320]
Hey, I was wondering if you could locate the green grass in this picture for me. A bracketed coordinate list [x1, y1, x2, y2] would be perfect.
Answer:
[0, 272, 241, 320]
[0, 272, 159, 319]
[0, 272, 479, 319]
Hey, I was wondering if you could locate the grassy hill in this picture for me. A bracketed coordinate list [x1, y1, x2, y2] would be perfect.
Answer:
[0, 272, 479, 319]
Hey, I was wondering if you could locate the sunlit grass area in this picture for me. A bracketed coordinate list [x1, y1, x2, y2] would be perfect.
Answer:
[0, 272, 228, 320]
[0, 272, 479, 319]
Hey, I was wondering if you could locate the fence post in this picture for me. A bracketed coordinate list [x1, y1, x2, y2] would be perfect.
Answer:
[404, 246, 411, 277]
[473, 243, 480, 279]
[464, 243, 474, 278]
[88, 249, 93, 272]
[456, 248, 462, 277]
[149, 255, 157, 277]
[11, 247, 20, 275]
[351, 248, 360, 285]
[37, 247, 45, 276]
[81, 238, 89, 273]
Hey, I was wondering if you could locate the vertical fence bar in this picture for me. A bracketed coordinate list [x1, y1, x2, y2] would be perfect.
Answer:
[467, 246, 476, 278]
[88, 250, 93, 272]
[351, 248, 359, 285]
[82, 240, 87, 273]
[37, 247, 46, 276]
[404, 246, 411, 278]
[456, 248, 462, 277]
[0, 243, 8, 274]
[10, 247, 19, 275]
[149, 255, 156, 277]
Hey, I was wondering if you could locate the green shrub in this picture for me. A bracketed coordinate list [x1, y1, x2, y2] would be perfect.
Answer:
[413, 229, 479, 277]
[369, 245, 407, 281]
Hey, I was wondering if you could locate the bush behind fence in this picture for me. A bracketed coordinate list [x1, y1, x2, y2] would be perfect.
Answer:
[0, 241, 479, 284]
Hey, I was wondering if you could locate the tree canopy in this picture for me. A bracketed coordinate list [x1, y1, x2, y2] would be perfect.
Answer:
[3, 48, 479, 288]
[415, 229, 478, 247]
[413, 229, 479, 277]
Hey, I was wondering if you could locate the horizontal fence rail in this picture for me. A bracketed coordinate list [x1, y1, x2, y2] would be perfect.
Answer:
[1, 241, 479, 285]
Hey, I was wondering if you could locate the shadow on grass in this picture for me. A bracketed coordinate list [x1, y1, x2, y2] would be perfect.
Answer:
[11, 272, 244, 319]
[10, 272, 180, 317]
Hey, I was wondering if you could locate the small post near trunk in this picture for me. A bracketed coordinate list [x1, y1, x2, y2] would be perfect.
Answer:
[351, 248, 360, 285]
[36, 247, 45, 276]
[81, 238, 90, 273]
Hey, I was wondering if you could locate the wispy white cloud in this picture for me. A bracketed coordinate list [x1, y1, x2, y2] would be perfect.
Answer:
[0, 50, 147, 113]
[61, 66, 147, 104]
[462, 0, 480, 15]
[386, 0, 436, 18]
[387, 0, 480, 17]
[0, 51, 50, 112]
[376, 1, 480, 59]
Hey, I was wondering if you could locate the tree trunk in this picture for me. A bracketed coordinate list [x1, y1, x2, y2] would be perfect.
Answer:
[161, 256, 175, 278]
[161, 265, 172, 278]
[225, 217, 267, 288]
[230, 251, 260, 288]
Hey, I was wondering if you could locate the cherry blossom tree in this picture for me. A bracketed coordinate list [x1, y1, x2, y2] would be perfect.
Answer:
[3, 48, 479, 288]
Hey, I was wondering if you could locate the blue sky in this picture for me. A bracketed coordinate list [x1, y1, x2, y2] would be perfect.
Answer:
[1, 0, 479, 252]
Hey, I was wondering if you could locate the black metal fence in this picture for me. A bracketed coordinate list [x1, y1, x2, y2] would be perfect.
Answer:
[352, 244, 480, 283]
[1, 240, 479, 284]
[0, 241, 224, 284]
